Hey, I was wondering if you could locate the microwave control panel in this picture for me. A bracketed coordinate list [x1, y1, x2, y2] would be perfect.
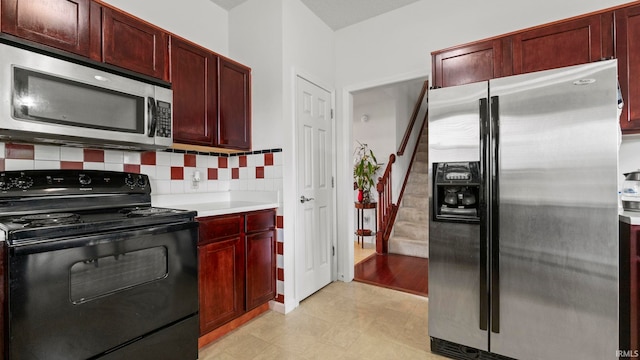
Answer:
[156, 100, 172, 138]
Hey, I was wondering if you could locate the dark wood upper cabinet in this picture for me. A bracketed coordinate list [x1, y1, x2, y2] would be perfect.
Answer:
[170, 41, 252, 151]
[102, 7, 169, 81]
[511, 14, 606, 75]
[219, 59, 251, 150]
[432, 39, 508, 88]
[0, 0, 92, 57]
[616, 4, 640, 133]
[432, 10, 618, 89]
[171, 37, 218, 146]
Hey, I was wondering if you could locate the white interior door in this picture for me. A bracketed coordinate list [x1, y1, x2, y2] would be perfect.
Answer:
[295, 76, 334, 301]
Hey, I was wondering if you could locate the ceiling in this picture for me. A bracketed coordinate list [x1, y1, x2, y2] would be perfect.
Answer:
[209, 0, 421, 30]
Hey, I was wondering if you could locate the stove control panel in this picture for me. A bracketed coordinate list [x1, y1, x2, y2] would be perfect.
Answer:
[0, 170, 150, 195]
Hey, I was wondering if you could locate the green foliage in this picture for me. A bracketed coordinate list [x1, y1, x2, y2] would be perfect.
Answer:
[353, 141, 380, 194]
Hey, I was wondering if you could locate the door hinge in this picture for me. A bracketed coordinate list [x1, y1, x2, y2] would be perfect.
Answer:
[332, 246, 335, 256]
[331, 176, 335, 188]
[331, 109, 334, 119]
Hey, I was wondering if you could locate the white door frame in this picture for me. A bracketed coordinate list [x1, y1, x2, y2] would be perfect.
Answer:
[338, 70, 428, 283]
[292, 70, 337, 304]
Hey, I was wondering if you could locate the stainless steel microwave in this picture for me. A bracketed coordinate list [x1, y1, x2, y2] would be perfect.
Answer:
[0, 43, 172, 150]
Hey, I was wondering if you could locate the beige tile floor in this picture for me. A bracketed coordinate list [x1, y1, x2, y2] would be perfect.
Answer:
[198, 281, 448, 360]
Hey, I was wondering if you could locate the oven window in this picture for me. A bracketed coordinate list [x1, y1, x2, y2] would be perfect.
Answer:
[13, 67, 145, 133]
[69, 246, 168, 304]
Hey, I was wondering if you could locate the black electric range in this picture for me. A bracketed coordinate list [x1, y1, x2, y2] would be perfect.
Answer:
[0, 169, 195, 245]
[0, 170, 199, 360]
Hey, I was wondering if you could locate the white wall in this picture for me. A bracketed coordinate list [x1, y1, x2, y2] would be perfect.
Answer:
[353, 97, 396, 168]
[229, 0, 335, 313]
[229, 0, 284, 151]
[101, 0, 229, 55]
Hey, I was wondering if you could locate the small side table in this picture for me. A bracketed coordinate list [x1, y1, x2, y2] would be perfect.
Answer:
[355, 201, 377, 248]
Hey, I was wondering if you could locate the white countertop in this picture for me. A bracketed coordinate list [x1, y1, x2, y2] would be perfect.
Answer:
[152, 191, 279, 218]
[619, 209, 640, 225]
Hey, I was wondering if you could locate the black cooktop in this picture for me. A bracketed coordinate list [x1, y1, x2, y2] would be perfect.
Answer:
[0, 170, 196, 245]
[0, 206, 195, 245]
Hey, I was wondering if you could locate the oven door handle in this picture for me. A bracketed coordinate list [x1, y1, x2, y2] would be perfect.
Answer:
[11, 221, 198, 255]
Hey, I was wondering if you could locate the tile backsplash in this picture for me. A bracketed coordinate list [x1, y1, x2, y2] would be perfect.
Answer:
[0, 142, 284, 196]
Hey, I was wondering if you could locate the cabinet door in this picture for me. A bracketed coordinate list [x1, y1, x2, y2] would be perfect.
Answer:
[102, 7, 168, 81]
[617, 4, 640, 133]
[432, 39, 506, 88]
[198, 236, 245, 334]
[512, 14, 604, 75]
[171, 37, 218, 146]
[1, 0, 92, 56]
[218, 59, 251, 150]
[245, 230, 275, 311]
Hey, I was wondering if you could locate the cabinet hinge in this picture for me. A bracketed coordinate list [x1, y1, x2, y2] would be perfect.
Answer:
[332, 246, 335, 256]
[331, 176, 334, 188]
[330, 109, 334, 119]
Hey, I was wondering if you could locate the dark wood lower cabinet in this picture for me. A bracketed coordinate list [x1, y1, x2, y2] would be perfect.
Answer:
[198, 234, 244, 334]
[621, 221, 638, 354]
[246, 230, 276, 311]
[197, 209, 276, 338]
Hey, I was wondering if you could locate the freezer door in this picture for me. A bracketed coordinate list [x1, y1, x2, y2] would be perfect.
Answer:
[489, 60, 619, 360]
[428, 82, 489, 351]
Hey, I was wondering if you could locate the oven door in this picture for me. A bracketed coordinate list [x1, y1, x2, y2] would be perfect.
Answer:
[7, 221, 198, 360]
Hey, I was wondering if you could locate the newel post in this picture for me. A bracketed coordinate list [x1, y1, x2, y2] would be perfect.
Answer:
[376, 154, 395, 254]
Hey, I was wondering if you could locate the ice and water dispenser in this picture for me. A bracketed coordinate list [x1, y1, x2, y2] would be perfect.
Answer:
[432, 162, 480, 222]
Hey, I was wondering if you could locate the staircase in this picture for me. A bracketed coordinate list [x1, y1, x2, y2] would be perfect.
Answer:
[388, 127, 429, 258]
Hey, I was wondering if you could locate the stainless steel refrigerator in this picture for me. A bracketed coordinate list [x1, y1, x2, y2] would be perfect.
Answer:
[428, 60, 619, 360]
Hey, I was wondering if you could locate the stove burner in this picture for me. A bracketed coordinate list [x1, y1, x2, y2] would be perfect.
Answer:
[15, 213, 82, 227]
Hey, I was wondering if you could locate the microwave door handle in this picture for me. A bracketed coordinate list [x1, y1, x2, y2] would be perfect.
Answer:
[147, 97, 157, 138]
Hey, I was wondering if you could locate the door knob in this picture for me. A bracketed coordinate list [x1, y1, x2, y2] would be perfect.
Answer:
[300, 196, 315, 203]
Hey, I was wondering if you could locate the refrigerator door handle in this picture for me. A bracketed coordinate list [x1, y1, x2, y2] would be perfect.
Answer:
[490, 95, 500, 334]
[479, 97, 489, 331]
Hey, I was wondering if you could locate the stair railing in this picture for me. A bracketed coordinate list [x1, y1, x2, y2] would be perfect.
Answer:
[375, 80, 429, 254]
[376, 154, 396, 254]
[397, 81, 429, 156]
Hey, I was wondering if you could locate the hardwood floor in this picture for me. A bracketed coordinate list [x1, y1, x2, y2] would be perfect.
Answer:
[354, 253, 428, 297]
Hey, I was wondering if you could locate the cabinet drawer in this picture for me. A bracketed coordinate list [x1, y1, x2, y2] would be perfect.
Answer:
[198, 215, 242, 242]
[246, 210, 275, 233]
